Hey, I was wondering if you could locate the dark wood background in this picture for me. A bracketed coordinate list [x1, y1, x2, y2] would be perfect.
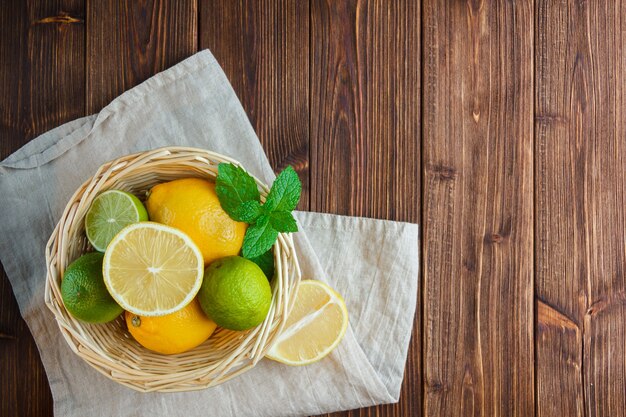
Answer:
[1, 1, 625, 416]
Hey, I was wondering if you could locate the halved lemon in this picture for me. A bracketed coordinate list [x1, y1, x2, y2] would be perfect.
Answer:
[266, 280, 349, 366]
[103, 222, 204, 316]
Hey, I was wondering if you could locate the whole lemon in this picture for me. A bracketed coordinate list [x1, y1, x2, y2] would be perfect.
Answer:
[125, 298, 217, 355]
[145, 178, 247, 264]
[198, 256, 272, 331]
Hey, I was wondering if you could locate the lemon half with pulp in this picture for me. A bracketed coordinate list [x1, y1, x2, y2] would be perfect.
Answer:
[103, 222, 204, 316]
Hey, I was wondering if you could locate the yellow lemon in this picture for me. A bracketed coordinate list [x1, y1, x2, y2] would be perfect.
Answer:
[125, 298, 217, 355]
[266, 280, 348, 366]
[103, 222, 204, 317]
[146, 178, 247, 265]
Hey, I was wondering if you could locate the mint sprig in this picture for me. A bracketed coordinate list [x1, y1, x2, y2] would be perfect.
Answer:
[242, 215, 278, 258]
[215, 163, 261, 222]
[237, 200, 262, 223]
[248, 249, 275, 280]
[269, 211, 298, 232]
[264, 166, 302, 212]
[216, 164, 301, 262]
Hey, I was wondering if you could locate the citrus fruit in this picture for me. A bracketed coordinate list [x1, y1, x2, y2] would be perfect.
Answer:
[145, 178, 247, 265]
[103, 222, 204, 316]
[198, 256, 271, 331]
[266, 280, 348, 366]
[61, 252, 123, 323]
[85, 189, 148, 252]
[125, 298, 217, 355]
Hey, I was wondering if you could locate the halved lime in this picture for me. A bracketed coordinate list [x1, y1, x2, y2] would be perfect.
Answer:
[85, 190, 148, 252]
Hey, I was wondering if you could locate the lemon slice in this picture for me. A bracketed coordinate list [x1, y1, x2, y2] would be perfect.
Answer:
[103, 222, 204, 316]
[266, 280, 348, 366]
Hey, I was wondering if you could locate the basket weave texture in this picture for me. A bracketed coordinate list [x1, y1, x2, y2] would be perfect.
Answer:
[44, 147, 301, 392]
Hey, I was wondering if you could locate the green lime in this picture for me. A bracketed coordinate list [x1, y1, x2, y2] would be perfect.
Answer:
[85, 190, 148, 252]
[198, 256, 272, 331]
[61, 252, 123, 323]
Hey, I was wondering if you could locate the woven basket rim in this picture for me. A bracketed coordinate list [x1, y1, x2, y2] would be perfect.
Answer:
[44, 146, 301, 392]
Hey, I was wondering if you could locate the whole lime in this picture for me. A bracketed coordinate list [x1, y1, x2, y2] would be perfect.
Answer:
[61, 252, 123, 323]
[198, 256, 272, 331]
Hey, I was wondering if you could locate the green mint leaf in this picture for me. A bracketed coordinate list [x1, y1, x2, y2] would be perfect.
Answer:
[242, 215, 279, 259]
[216, 163, 260, 221]
[236, 200, 262, 223]
[264, 166, 301, 213]
[248, 249, 275, 280]
[269, 211, 298, 233]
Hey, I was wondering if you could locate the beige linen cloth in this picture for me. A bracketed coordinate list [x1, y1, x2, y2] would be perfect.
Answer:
[0, 50, 418, 417]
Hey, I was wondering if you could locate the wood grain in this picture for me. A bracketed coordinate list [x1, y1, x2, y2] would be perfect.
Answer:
[422, 1, 534, 416]
[0, 1, 85, 415]
[198, 0, 310, 209]
[536, 300, 584, 416]
[0, 0, 85, 154]
[0, 271, 53, 417]
[310, 1, 421, 416]
[8, 1, 626, 416]
[535, 1, 626, 416]
[86, 0, 197, 113]
[310, 0, 420, 222]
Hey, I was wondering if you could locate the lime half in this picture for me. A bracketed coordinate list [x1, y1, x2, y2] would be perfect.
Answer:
[85, 190, 148, 252]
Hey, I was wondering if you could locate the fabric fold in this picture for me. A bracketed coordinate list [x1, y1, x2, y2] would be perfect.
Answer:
[0, 49, 418, 417]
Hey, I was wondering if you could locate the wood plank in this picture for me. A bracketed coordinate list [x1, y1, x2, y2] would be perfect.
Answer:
[0, 0, 86, 154]
[86, 0, 197, 113]
[585, 299, 626, 416]
[310, 0, 420, 222]
[0, 1, 86, 416]
[198, 0, 310, 209]
[535, 2, 626, 416]
[422, 1, 534, 416]
[0, 272, 53, 417]
[536, 300, 584, 416]
[534, 2, 587, 415]
[310, 1, 421, 416]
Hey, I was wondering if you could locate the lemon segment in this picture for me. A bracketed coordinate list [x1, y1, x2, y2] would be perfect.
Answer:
[266, 280, 348, 366]
[103, 222, 204, 316]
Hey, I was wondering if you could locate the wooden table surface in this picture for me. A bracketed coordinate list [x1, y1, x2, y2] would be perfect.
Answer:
[1, 1, 625, 416]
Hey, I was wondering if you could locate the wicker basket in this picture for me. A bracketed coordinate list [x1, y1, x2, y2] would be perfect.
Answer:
[44, 147, 301, 392]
